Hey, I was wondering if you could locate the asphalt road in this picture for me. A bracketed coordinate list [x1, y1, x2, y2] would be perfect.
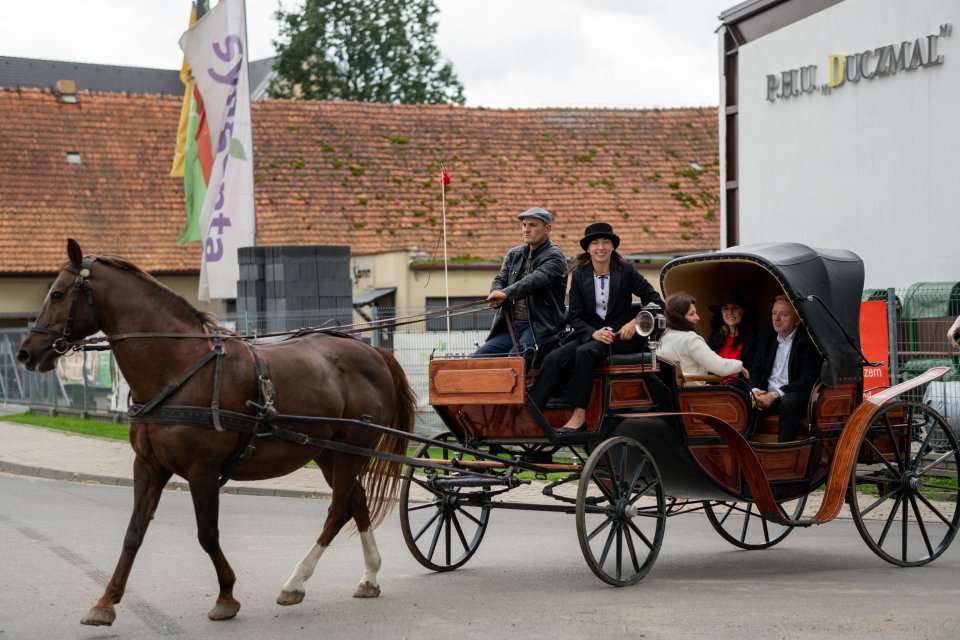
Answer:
[2, 473, 959, 640]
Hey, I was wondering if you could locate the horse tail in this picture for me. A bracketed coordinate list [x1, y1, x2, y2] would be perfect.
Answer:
[362, 346, 418, 529]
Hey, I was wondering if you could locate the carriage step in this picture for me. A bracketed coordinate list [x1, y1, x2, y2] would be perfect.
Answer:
[416, 458, 580, 472]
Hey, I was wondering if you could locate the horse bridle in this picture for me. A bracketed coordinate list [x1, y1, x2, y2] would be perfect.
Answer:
[29, 256, 101, 354]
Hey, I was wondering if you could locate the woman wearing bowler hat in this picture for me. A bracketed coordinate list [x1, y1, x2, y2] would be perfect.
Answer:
[529, 222, 663, 430]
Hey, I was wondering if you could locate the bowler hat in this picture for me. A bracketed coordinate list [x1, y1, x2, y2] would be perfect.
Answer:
[579, 222, 620, 250]
[709, 288, 747, 312]
[517, 207, 552, 224]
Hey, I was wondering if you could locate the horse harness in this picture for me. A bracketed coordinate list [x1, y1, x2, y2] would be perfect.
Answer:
[28, 257, 102, 355]
[30, 257, 514, 485]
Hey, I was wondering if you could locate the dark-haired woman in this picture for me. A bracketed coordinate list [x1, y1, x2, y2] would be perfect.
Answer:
[707, 289, 757, 384]
[658, 292, 747, 385]
[528, 222, 662, 430]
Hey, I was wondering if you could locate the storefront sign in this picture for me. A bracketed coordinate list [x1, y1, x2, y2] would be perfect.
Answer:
[765, 23, 952, 102]
[859, 300, 891, 398]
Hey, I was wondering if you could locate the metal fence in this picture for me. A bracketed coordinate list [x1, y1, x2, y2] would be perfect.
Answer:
[3, 293, 960, 435]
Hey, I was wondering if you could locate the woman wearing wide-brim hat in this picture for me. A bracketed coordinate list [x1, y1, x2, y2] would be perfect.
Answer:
[706, 288, 757, 384]
[528, 222, 663, 430]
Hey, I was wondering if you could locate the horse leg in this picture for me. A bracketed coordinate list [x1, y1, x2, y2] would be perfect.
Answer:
[188, 473, 240, 621]
[352, 493, 382, 599]
[82, 457, 172, 626]
[277, 454, 373, 605]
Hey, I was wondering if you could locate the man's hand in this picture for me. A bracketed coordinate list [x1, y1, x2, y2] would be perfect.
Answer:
[949, 315, 960, 348]
[486, 290, 508, 308]
[752, 389, 777, 410]
[592, 327, 616, 345]
[619, 322, 637, 341]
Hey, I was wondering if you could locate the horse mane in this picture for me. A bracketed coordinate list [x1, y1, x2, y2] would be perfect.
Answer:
[95, 254, 236, 334]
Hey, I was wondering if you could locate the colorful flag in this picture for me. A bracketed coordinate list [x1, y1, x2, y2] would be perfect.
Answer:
[180, 0, 256, 301]
[169, 4, 197, 179]
[173, 2, 212, 244]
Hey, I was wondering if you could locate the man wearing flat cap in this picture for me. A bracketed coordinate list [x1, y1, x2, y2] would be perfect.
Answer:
[473, 207, 568, 368]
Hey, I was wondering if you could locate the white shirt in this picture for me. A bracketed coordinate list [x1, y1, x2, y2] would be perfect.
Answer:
[594, 274, 610, 319]
[767, 328, 797, 396]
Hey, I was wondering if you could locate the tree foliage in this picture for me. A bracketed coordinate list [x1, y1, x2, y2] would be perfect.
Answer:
[270, 0, 465, 105]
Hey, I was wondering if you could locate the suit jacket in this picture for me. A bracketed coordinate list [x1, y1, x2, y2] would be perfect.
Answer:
[567, 259, 663, 344]
[749, 325, 823, 396]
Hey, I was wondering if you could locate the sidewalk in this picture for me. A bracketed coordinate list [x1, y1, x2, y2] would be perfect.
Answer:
[0, 404, 334, 499]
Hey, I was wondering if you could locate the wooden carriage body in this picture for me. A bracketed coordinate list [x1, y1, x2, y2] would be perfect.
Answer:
[429, 242, 895, 503]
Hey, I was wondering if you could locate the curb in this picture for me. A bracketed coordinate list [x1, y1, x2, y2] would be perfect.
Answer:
[0, 461, 332, 500]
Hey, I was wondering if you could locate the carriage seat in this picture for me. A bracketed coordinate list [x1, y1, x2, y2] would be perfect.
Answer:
[605, 352, 653, 366]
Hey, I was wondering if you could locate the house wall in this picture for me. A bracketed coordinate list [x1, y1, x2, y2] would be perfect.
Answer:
[730, 0, 959, 288]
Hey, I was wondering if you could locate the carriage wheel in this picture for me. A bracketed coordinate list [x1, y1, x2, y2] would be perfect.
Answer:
[849, 400, 960, 566]
[576, 436, 666, 587]
[399, 432, 491, 572]
[704, 495, 807, 550]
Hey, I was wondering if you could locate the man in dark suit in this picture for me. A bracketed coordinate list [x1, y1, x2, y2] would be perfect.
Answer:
[529, 222, 662, 430]
[749, 295, 824, 441]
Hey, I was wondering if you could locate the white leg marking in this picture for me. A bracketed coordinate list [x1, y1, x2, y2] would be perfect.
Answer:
[282, 543, 327, 593]
[359, 530, 382, 588]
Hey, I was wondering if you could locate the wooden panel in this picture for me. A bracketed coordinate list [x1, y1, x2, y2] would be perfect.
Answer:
[679, 390, 748, 436]
[689, 444, 741, 494]
[453, 404, 546, 439]
[429, 358, 524, 405]
[814, 383, 859, 429]
[754, 444, 811, 482]
[609, 378, 653, 409]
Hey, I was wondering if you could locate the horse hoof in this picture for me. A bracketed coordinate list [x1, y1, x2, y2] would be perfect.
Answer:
[276, 590, 305, 606]
[207, 599, 240, 621]
[353, 581, 380, 598]
[81, 605, 116, 626]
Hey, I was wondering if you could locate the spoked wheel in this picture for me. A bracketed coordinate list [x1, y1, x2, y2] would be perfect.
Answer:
[704, 495, 807, 550]
[849, 400, 960, 566]
[399, 432, 492, 571]
[576, 436, 666, 586]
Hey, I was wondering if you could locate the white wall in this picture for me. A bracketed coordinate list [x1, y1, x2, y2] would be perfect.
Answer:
[734, 0, 960, 288]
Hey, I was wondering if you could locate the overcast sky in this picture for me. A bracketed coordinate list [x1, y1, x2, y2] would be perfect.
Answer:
[0, 0, 735, 108]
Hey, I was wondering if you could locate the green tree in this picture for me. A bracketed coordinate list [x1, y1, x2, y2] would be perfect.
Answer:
[270, 0, 465, 104]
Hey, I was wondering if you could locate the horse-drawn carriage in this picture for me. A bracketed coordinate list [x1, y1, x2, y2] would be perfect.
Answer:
[405, 242, 960, 585]
[15, 240, 959, 626]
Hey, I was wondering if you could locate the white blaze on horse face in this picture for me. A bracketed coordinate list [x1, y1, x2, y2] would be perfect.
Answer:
[281, 543, 326, 593]
[359, 530, 381, 587]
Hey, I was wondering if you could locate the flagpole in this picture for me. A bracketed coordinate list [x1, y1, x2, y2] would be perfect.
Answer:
[242, 0, 257, 247]
[440, 162, 450, 335]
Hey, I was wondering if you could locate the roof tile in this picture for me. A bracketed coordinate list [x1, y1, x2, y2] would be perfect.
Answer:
[0, 88, 719, 275]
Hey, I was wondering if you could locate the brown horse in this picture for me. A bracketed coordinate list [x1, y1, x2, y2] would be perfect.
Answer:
[17, 239, 416, 626]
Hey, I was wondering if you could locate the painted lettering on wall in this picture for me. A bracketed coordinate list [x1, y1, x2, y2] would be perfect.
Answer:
[765, 23, 952, 102]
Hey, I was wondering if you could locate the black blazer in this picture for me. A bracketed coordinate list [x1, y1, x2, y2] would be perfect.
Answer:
[749, 325, 823, 396]
[567, 259, 662, 343]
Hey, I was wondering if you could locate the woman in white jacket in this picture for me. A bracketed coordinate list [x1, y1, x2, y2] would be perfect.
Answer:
[657, 292, 748, 385]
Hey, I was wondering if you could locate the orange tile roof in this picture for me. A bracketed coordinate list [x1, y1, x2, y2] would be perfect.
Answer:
[0, 88, 719, 275]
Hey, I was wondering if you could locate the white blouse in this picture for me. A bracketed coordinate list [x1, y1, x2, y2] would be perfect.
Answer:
[657, 328, 742, 385]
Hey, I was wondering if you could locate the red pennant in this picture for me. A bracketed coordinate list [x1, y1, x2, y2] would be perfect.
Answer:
[441, 170, 451, 185]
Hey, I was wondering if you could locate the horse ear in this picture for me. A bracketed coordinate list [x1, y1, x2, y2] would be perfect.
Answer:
[67, 238, 83, 269]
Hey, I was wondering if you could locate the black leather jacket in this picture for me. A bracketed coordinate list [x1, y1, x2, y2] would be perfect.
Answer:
[486, 239, 568, 348]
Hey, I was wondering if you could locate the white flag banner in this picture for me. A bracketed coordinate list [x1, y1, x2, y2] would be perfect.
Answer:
[180, 0, 255, 302]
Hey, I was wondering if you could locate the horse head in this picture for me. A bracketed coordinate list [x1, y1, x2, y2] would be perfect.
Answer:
[17, 238, 103, 372]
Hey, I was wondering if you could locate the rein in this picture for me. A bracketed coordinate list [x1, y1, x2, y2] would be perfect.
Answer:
[64, 298, 491, 352]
